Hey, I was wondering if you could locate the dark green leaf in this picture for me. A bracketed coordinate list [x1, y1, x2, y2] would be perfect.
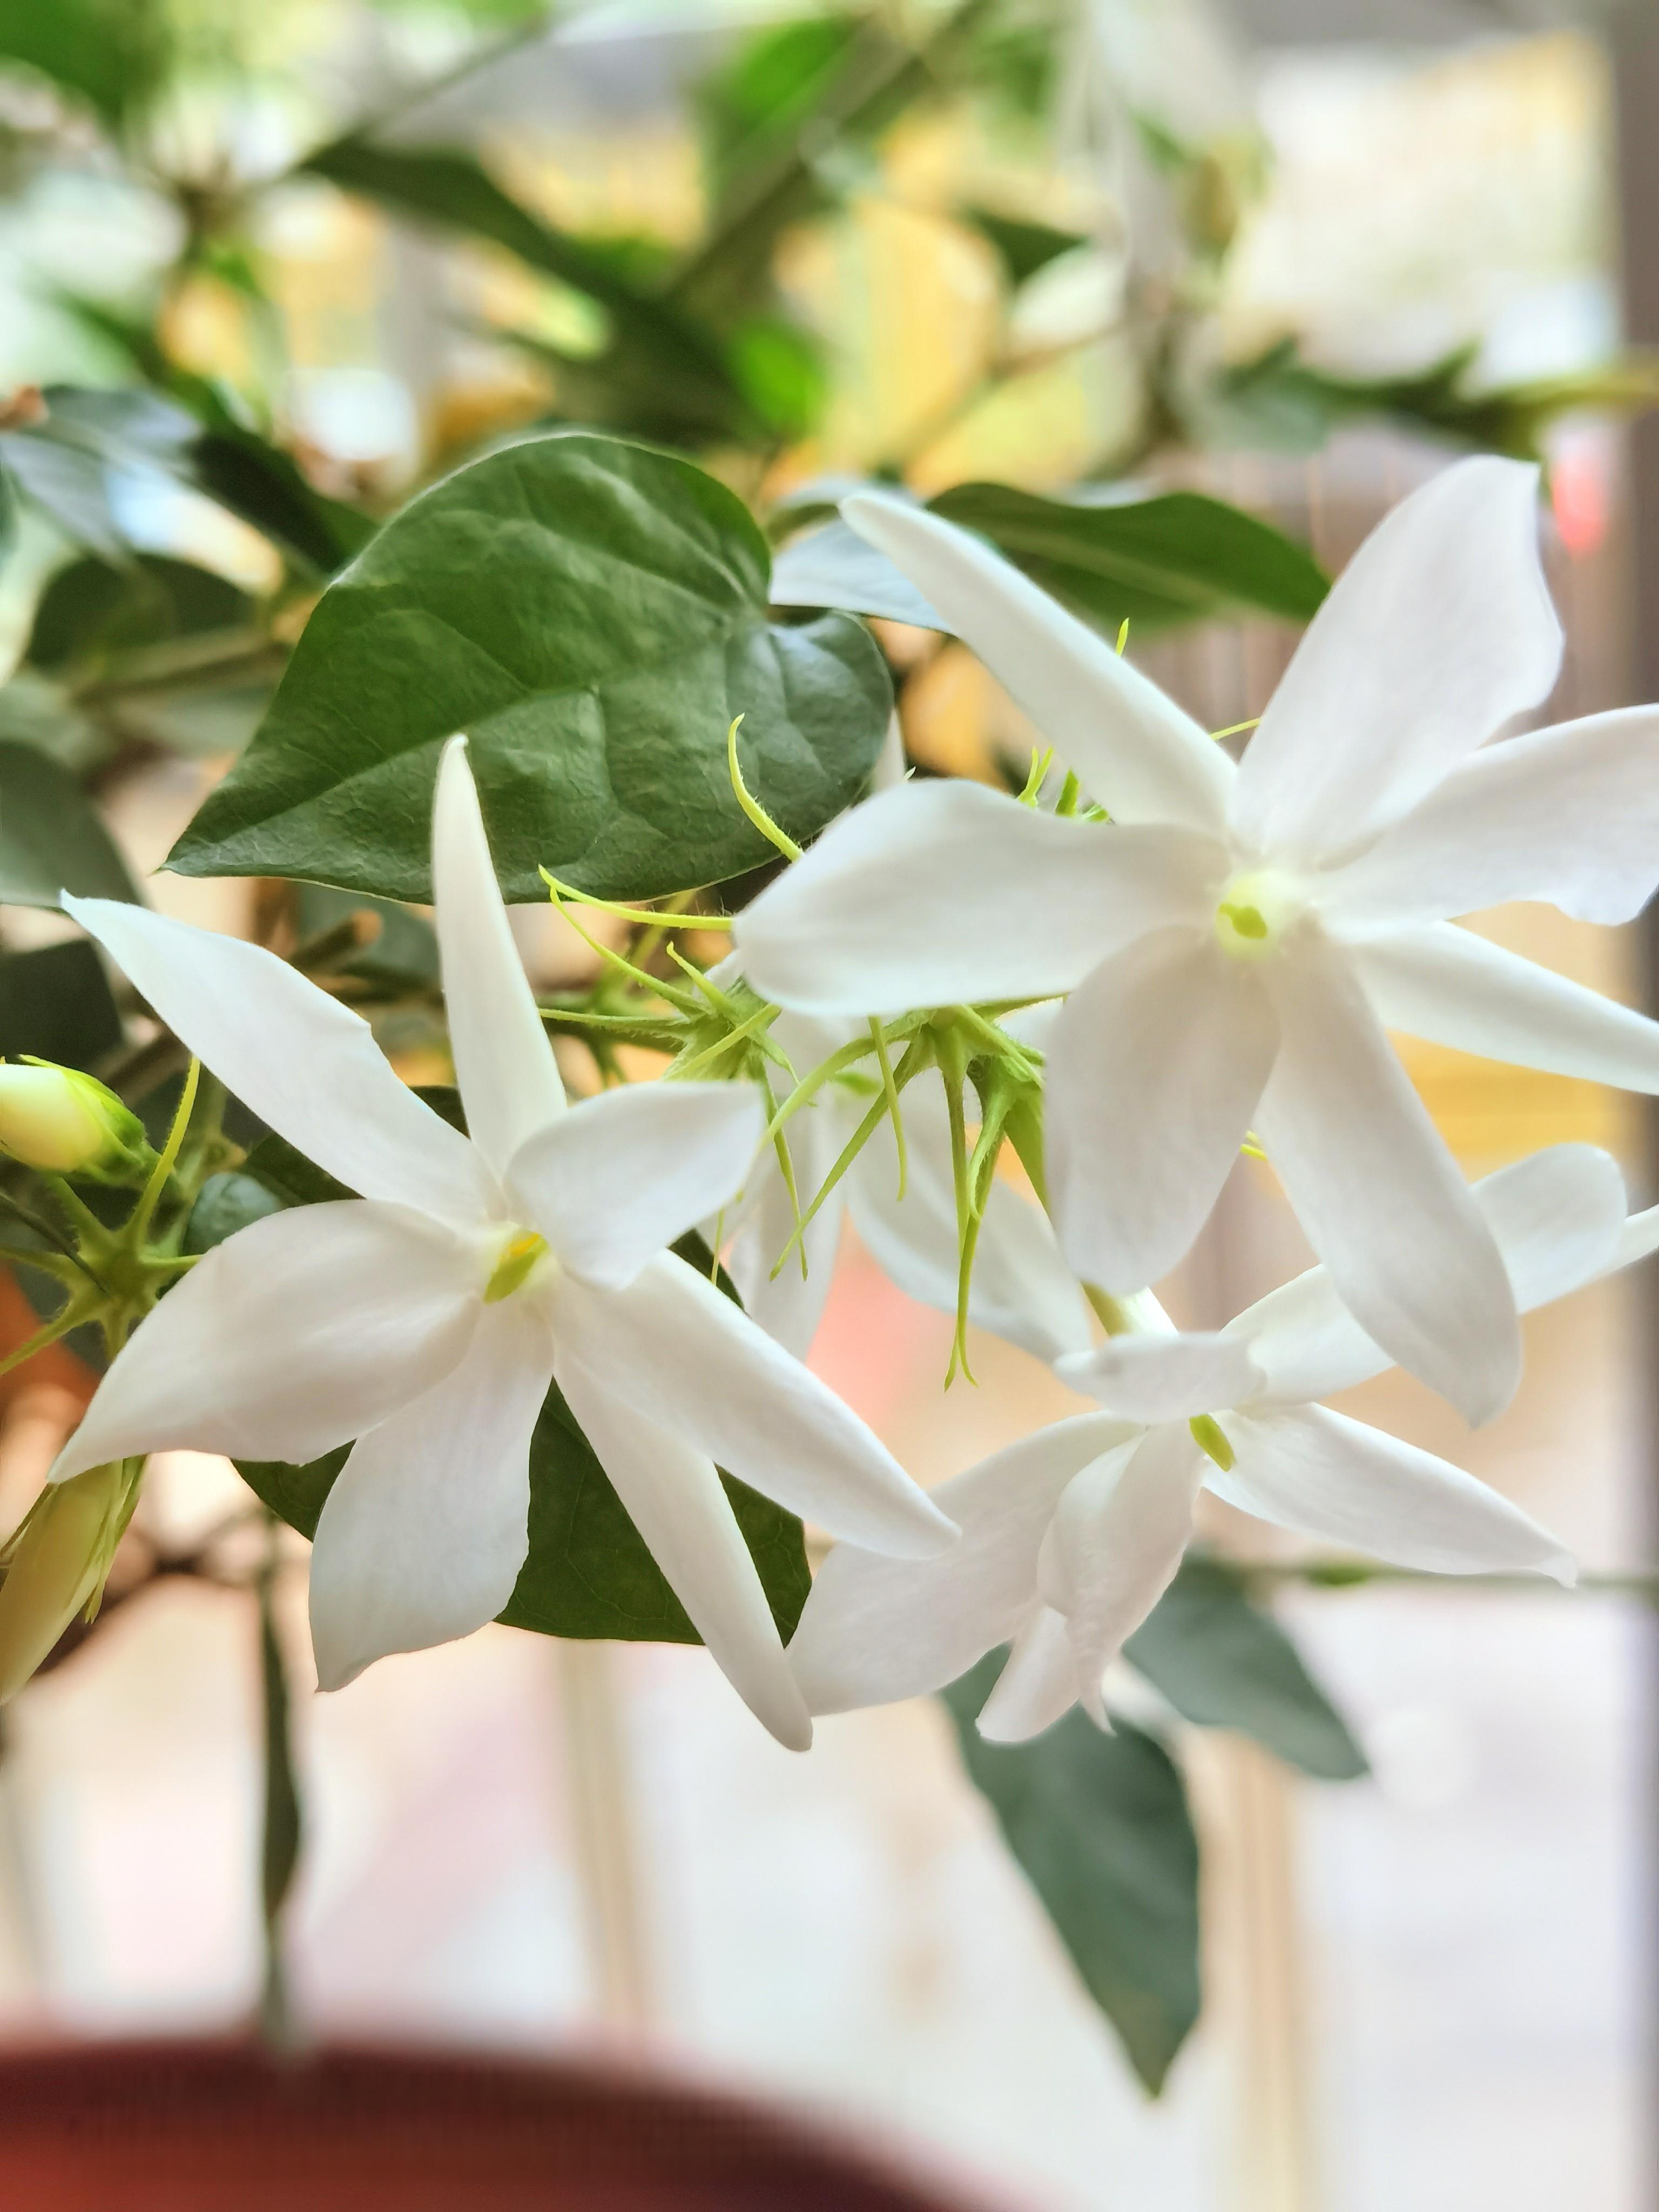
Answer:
[0, 453, 16, 568]
[942, 1651, 1200, 2094]
[0, 742, 141, 908]
[168, 432, 893, 903]
[182, 1170, 287, 1255]
[772, 482, 1328, 638]
[0, 940, 121, 1068]
[929, 481, 1330, 630]
[962, 206, 1090, 286]
[1125, 1555, 1366, 1782]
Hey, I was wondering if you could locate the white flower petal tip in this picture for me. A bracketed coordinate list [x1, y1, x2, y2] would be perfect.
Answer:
[1055, 1332, 1264, 1422]
[840, 493, 1233, 835]
[430, 729, 567, 1174]
[60, 895, 489, 1221]
[1230, 456, 1561, 860]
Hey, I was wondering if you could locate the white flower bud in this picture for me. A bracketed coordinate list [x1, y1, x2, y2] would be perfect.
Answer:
[0, 1460, 137, 1702]
[0, 1062, 153, 1183]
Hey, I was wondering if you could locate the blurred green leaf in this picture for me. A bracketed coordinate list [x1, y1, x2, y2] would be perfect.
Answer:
[1125, 1555, 1367, 1782]
[168, 431, 893, 904]
[294, 884, 439, 993]
[942, 1651, 1201, 2094]
[698, 12, 865, 200]
[28, 552, 252, 670]
[962, 206, 1090, 287]
[1222, 338, 1659, 463]
[19, 376, 372, 576]
[302, 137, 751, 442]
[0, 940, 121, 1068]
[0, 0, 170, 131]
[727, 316, 829, 440]
[0, 742, 141, 908]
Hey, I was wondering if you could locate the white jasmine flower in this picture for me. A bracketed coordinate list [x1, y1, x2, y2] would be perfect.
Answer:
[719, 1006, 1092, 1364]
[51, 742, 952, 1747]
[737, 460, 1659, 1423]
[788, 1143, 1653, 1741]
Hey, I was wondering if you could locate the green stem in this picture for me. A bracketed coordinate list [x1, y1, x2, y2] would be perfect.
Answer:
[257, 1516, 302, 2051]
[130, 1057, 200, 1247]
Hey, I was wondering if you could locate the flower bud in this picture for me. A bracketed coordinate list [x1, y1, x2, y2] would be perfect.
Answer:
[0, 1061, 153, 1183]
[0, 1460, 138, 1703]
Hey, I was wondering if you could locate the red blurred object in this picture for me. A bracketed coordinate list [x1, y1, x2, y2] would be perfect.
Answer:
[0, 2040, 995, 2211]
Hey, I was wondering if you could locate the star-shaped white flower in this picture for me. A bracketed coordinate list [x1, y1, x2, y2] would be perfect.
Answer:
[736, 460, 1659, 1422]
[788, 1142, 1653, 1741]
[51, 741, 953, 1746]
[719, 1004, 1092, 1364]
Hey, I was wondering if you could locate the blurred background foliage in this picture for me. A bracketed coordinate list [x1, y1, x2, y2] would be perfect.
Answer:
[0, 0, 1648, 843]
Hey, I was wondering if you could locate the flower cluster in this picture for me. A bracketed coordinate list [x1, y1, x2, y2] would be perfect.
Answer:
[24, 455, 1659, 1751]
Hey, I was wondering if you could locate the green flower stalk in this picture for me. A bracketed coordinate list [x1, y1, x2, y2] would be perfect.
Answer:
[0, 1061, 154, 1186]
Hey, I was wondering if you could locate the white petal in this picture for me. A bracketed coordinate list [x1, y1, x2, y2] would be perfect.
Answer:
[508, 1080, 763, 1289]
[432, 737, 567, 1178]
[1323, 708, 1659, 931]
[1230, 458, 1561, 863]
[1256, 928, 1519, 1425]
[548, 1253, 955, 1556]
[734, 779, 1221, 1015]
[63, 896, 488, 1220]
[1212, 1406, 1575, 1582]
[720, 1104, 846, 1357]
[1230, 1142, 1628, 1407]
[848, 1071, 1094, 1364]
[1056, 1332, 1264, 1421]
[1603, 1202, 1659, 1280]
[843, 491, 1234, 833]
[1351, 921, 1659, 1091]
[308, 1298, 551, 1690]
[1048, 926, 1279, 1290]
[559, 1363, 811, 1749]
[1037, 1422, 1204, 1719]
[788, 1414, 1128, 1713]
[51, 1202, 483, 1481]
[975, 1605, 1081, 1743]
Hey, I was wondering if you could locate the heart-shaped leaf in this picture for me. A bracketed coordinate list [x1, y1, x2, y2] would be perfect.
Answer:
[167, 433, 892, 903]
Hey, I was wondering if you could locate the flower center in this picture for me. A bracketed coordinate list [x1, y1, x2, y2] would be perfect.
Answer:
[484, 1226, 551, 1304]
[1212, 868, 1307, 962]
